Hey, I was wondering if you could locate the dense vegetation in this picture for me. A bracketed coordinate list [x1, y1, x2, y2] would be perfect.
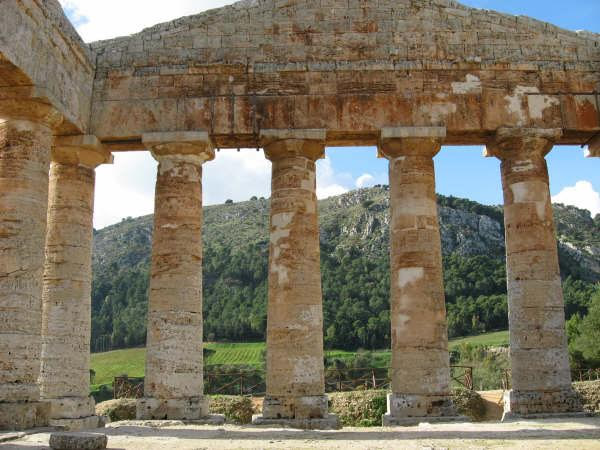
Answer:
[91, 186, 600, 364]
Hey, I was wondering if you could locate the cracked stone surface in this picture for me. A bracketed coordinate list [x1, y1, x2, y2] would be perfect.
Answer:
[0, 119, 53, 429]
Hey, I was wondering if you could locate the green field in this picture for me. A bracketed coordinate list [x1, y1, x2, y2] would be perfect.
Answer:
[91, 330, 509, 387]
[448, 330, 510, 348]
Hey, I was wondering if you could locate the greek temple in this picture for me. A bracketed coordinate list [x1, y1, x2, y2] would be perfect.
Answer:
[0, 0, 599, 431]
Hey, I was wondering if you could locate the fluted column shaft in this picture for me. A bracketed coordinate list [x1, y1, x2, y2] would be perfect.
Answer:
[487, 128, 581, 417]
[261, 130, 329, 421]
[38, 136, 111, 430]
[137, 132, 214, 420]
[0, 117, 56, 430]
[379, 128, 456, 424]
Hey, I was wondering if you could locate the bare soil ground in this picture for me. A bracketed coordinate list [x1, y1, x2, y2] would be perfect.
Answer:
[2, 417, 600, 450]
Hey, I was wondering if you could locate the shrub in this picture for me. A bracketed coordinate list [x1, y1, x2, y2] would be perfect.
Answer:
[330, 389, 486, 426]
[329, 390, 387, 427]
[573, 380, 600, 413]
[209, 395, 256, 424]
[95, 398, 137, 422]
[91, 384, 114, 403]
[452, 388, 486, 421]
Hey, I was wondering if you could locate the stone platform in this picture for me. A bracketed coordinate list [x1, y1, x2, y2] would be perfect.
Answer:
[382, 413, 470, 427]
[6, 417, 600, 449]
[252, 414, 340, 430]
[502, 411, 595, 422]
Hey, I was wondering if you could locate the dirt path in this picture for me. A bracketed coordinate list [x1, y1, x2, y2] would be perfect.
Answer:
[3, 417, 600, 449]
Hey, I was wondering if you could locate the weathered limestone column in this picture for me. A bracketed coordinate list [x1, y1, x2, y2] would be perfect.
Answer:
[0, 107, 62, 430]
[137, 132, 222, 422]
[379, 127, 460, 426]
[38, 136, 112, 430]
[486, 128, 582, 419]
[252, 130, 338, 429]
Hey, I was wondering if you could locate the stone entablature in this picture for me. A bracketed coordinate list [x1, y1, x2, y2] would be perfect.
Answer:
[0, 0, 94, 134]
[0, 1, 597, 147]
[84, 0, 600, 148]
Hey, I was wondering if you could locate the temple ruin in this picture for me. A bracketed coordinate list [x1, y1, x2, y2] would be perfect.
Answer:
[1, 0, 599, 431]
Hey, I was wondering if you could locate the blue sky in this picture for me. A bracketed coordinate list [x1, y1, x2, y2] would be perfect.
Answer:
[57, 0, 600, 227]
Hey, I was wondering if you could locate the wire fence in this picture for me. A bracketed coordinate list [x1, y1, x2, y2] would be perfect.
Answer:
[572, 368, 600, 383]
[113, 365, 475, 399]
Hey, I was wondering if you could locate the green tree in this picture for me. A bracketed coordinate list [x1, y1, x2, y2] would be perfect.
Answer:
[571, 290, 600, 367]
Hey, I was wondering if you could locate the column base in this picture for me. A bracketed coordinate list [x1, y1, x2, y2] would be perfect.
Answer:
[502, 389, 583, 419]
[47, 396, 95, 419]
[252, 414, 340, 430]
[0, 401, 50, 430]
[136, 396, 210, 420]
[261, 395, 329, 420]
[43, 396, 100, 431]
[383, 393, 465, 426]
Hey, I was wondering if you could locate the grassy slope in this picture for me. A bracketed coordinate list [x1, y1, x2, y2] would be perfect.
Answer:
[91, 331, 509, 387]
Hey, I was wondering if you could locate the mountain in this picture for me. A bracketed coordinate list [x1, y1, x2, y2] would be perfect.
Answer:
[91, 186, 600, 352]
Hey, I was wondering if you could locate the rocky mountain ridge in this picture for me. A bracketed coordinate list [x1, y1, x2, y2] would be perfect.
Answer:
[90, 186, 600, 351]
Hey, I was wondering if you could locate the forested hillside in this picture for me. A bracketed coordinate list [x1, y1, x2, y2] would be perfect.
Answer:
[91, 186, 600, 353]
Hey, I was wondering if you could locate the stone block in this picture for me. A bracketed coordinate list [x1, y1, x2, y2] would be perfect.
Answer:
[261, 395, 328, 420]
[49, 416, 101, 432]
[136, 397, 210, 420]
[385, 393, 457, 419]
[0, 401, 50, 431]
[502, 388, 583, 418]
[49, 432, 107, 450]
[47, 397, 96, 420]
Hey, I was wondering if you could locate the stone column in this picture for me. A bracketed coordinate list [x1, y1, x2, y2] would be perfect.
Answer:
[137, 132, 221, 422]
[486, 128, 581, 418]
[379, 127, 459, 426]
[0, 107, 62, 430]
[252, 130, 338, 429]
[38, 136, 112, 430]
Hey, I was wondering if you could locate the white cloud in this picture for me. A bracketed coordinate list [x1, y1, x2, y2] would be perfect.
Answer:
[58, 0, 239, 42]
[94, 152, 157, 229]
[356, 173, 375, 189]
[552, 180, 600, 217]
[316, 157, 354, 199]
[202, 149, 271, 204]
